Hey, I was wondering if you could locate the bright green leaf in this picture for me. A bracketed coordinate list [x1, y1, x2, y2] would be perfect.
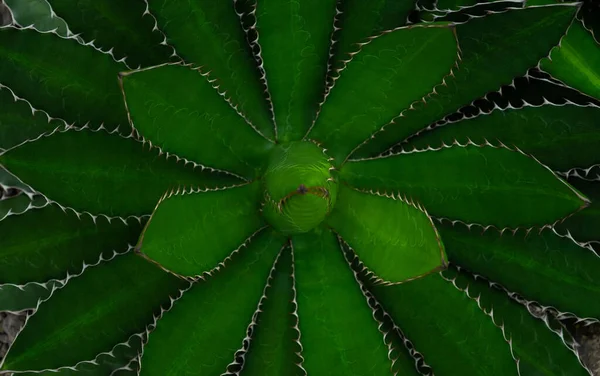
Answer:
[291, 229, 393, 375]
[341, 145, 587, 227]
[139, 229, 287, 375]
[0, 127, 239, 216]
[0, 252, 189, 371]
[120, 63, 274, 179]
[137, 182, 264, 278]
[146, 0, 275, 139]
[326, 185, 446, 283]
[307, 23, 458, 163]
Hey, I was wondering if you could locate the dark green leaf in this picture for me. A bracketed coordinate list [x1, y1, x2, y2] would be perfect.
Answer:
[355, 4, 579, 158]
[253, 0, 337, 142]
[46, 0, 174, 68]
[0, 280, 59, 312]
[120, 63, 274, 179]
[139, 229, 287, 375]
[146, 0, 275, 139]
[0, 252, 189, 371]
[0, 27, 129, 130]
[438, 221, 600, 319]
[291, 229, 393, 375]
[443, 265, 589, 376]
[137, 182, 264, 278]
[541, 19, 600, 100]
[341, 145, 587, 227]
[0, 193, 47, 221]
[0, 203, 144, 284]
[370, 273, 519, 375]
[554, 177, 600, 246]
[326, 185, 446, 283]
[0, 127, 239, 216]
[4, 0, 69, 35]
[307, 24, 458, 163]
[403, 104, 600, 171]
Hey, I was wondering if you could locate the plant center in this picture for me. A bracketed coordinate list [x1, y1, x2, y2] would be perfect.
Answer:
[262, 141, 338, 235]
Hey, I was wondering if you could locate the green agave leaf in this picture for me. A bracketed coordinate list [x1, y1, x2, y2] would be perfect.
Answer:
[403, 104, 600, 171]
[0, 252, 189, 371]
[355, 4, 579, 158]
[45, 0, 174, 68]
[0, 280, 60, 312]
[307, 23, 458, 163]
[438, 220, 600, 319]
[554, 177, 600, 247]
[0, 27, 129, 130]
[0, 84, 68, 151]
[541, 18, 600, 100]
[145, 0, 275, 140]
[0, 203, 144, 284]
[4, 0, 69, 35]
[326, 185, 446, 283]
[137, 182, 265, 278]
[120, 63, 274, 180]
[0, 127, 240, 216]
[369, 273, 519, 375]
[290, 230, 394, 375]
[341, 144, 587, 227]
[0, 192, 47, 221]
[239, 246, 301, 376]
[443, 265, 589, 376]
[139, 229, 287, 375]
[419, 0, 525, 23]
[250, 0, 337, 142]
[437, 0, 510, 8]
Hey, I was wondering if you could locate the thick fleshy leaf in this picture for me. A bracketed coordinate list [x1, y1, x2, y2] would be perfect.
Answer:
[0, 84, 68, 151]
[329, 0, 415, 73]
[240, 246, 301, 376]
[341, 145, 587, 227]
[146, 0, 275, 139]
[307, 24, 458, 163]
[404, 104, 600, 171]
[4, 0, 69, 35]
[355, 4, 579, 158]
[439, 221, 600, 319]
[0, 252, 189, 371]
[0, 204, 144, 284]
[291, 229, 393, 375]
[137, 182, 264, 278]
[370, 273, 519, 375]
[0, 281, 60, 312]
[120, 63, 274, 179]
[554, 178, 600, 246]
[139, 229, 287, 375]
[443, 266, 589, 376]
[0, 27, 129, 130]
[541, 19, 600, 100]
[326, 185, 446, 283]
[46, 0, 173, 68]
[252, 0, 337, 142]
[0, 127, 239, 216]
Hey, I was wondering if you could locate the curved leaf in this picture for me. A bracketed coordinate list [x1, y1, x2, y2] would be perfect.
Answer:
[307, 23, 458, 163]
[541, 19, 600, 100]
[326, 185, 446, 283]
[0, 252, 189, 371]
[139, 229, 286, 375]
[404, 104, 600, 171]
[355, 4, 579, 158]
[146, 0, 275, 139]
[438, 221, 600, 319]
[341, 145, 587, 227]
[4, 0, 69, 35]
[0, 27, 129, 130]
[137, 182, 264, 278]
[554, 177, 600, 246]
[120, 63, 274, 179]
[370, 273, 519, 375]
[0, 127, 239, 216]
[252, 0, 337, 142]
[0, 204, 144, 284]
[46, 0, 173, 68]
[291, 229, 393, 375]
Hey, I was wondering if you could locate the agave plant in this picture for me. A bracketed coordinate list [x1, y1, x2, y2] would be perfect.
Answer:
[0, 0, 599, 374]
